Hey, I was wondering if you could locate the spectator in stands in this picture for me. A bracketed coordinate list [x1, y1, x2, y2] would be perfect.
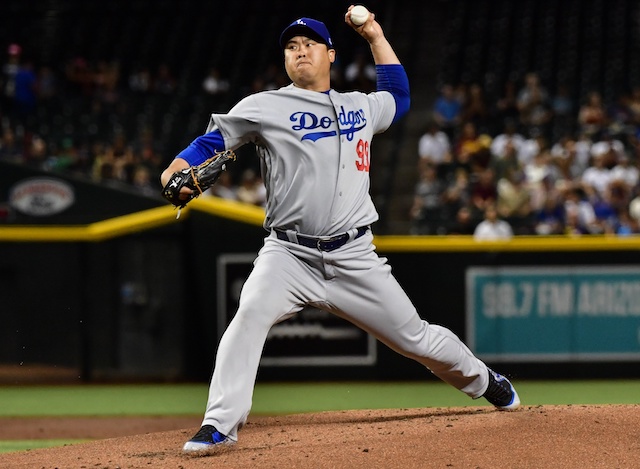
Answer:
[71, 140, 97, 176]
[246, 63, 287, 94]
[92, 132, 136, 184]
[0, 125, 22, 162]
[490, 118, 525, 162]
[26, 134, 50, 168]
[562, 185, 599, 234]
[628, 127, 640, 162]
[609, 177, 634, 216]
[417, 119, 451, 173]
[469, 167, 497, 219]
[436, 120, 471, 182]
[572, 131, 594, 177]
[1, 43, 22, 118]
[113, 132, 138, 183]
[128, 64, 152, 93]
[36, 65, 58, 113]
[90, 140, 111, 182]
[22, 134, 49, 169]
[440, 167, 471, 230]
[473, 203, 513, 241]
[261, 63, 289, 91]
[43, 137, 79, 172]
[493, 80, 520, 133]
[344, 50, 376, 92]
[12, 56, 38, 129]
[518, 128, 548, 167]
[581, 152, 612, 200]
[448, 205, 477, 235]
[629, 186, 640, 225]
[133, 127, 164, 182]
[590, 182, 620, 235]
[432, 83, 462, 141]
[590, 130, 625, 168]
[461, 82, 490, 133]
[577, 90, 608, 139]
[95, 60, 122, 114]
[202, 67, 230, 96]
[64, 56, 94, 97]
[549, 83, 575, 140]
[206, 170, 238, 200]
[249, 73, 267, 94]
[496, 168, 533, 234]
[453, 120, 491, 172]
[628, 85, 640, 127]
[549, 134, 572, 182]
[516, 72, 552, 137]
[131, 164, 157, 197]
[607, 91, 633, 137]
[92, 60, 110, 92]
[550, 133, 591, 181]
[610, 153, 639, 192]
[523, 149, 560, 213]
[409, 163, 446, 235]
[533, 189, 565, 235]
[153, 63, 177, 94]
[490, 136, 521, 182]
[454, 83, 468, 108]
[236, 168, 266, 206]
[614, 209, 639, 236]
[563, 210, 590, 236]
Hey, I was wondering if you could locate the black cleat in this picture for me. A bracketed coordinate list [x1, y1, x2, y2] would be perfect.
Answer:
[483, 368, 521, 410]
[182, 425, 233, 454]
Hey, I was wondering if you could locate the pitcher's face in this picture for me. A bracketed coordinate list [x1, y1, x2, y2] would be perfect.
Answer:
[284, 36, 335, 91]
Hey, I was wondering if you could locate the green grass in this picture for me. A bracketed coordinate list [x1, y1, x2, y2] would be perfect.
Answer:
[0, 383, 209, 417]
[0, 380, 638, 454]
[0, 380, 638, 418]
[251, 380, 640, 413]
[0, 440, 87, 453]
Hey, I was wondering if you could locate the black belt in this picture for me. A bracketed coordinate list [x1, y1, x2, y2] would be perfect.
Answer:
[274, 226, 369, 252]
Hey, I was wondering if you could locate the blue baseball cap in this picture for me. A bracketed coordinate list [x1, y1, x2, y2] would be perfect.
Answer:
[279, 17, 334, 49]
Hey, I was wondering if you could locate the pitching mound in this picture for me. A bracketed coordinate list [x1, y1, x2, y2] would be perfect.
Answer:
[1, 405, 638, 468]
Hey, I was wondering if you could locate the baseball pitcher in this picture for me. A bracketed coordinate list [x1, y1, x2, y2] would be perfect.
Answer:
[160, 5, 520, 454]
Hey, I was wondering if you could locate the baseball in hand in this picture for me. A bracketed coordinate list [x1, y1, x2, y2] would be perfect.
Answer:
[350, 5, 370, 26]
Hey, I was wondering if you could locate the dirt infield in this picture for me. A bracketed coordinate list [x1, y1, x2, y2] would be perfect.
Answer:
[1, 405, 639, 468]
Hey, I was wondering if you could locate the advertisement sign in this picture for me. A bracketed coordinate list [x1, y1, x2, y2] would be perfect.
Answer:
[466, 266, 640, 362]
[9, 177, 75, 216]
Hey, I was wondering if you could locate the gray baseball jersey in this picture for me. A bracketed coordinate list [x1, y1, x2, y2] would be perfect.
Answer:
[206, 84, 395, 236]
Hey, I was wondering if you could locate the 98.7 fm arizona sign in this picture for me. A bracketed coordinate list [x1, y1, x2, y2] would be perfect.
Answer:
[466, 266, 640, 362]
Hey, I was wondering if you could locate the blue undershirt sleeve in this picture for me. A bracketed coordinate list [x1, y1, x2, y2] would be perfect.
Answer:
[375, 64, 410, 123]
[175, 128, 226, 166]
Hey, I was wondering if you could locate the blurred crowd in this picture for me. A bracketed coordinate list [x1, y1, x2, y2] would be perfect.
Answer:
[5, 40, 639, 236]
[0, 41, 375, 208]
[410, 72, 640, 237]
[0, 43, 182, 197]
